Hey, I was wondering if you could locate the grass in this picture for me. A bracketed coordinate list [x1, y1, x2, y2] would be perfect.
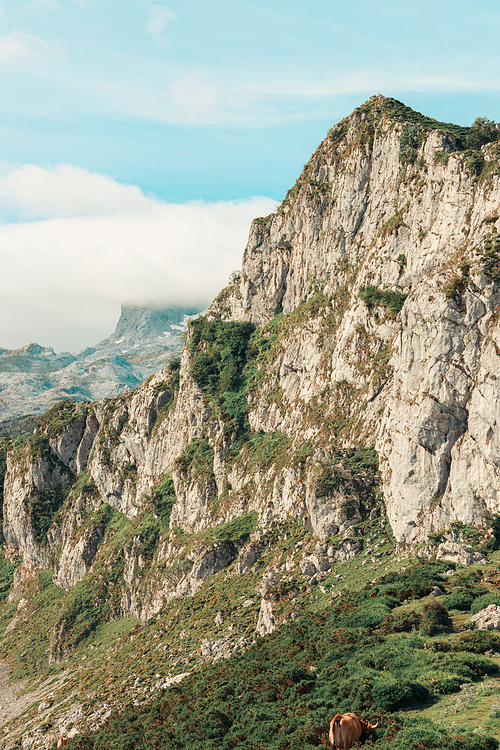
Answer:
[1, 517, 500, 749]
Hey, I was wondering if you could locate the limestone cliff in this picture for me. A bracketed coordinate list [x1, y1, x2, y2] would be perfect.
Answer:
[2, 93, 500, 668]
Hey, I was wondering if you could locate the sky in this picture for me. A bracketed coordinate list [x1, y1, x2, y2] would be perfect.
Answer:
[1, 0, 500, 352]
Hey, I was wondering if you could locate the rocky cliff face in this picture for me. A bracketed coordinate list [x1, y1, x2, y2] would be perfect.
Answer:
[1, 96, 500, 746]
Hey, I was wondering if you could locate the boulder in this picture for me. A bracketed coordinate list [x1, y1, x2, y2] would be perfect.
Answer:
[470, 604, 500, 630]
[436, 542, 488, 566]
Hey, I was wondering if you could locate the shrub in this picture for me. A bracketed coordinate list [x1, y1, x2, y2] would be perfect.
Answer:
[316, 448, 380, 508]
[372, 676, 429, 710]
[189, 316, 254, 405]
[370, 562, 449, 602]
[35, 399, 87, 438]
[359, 285, 408, 318]
[444, 591, 474, 611]
[175, 438, 215, 483]
[383, 608, 421, 633]
[456, 630, 500, 653]
[245, 430, 291, 471]
[420, 600, 452, 636]
[400, 124, 422, 163]
[31, 487, 66, 544]
[465, 117, 499, 150]
[419, 669, 469, 695]
[209, 512, 258, 544]
[151, 473, 177, 531]
[377, 715, 499, 750]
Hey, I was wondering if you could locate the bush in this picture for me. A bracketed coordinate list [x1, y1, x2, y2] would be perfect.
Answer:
[151, 473, 177, 531]
[420, 600, 452, 636]
[465, 117, 499, 150]
[372, 676, 429, 710]
[370, 562, 449, 602]
[31, 487, 66, 544]
[444, 591, 474, 611]
[399, 124, 422, 163]
[383, 608, 421, 633]
[189, 317, 254, 406]
[455, 630, 500, 654]
[376, 715, 499, 750]
[359, 285, 408, 318]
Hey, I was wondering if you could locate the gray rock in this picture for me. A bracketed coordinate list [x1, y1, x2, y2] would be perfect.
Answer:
[470, 604, 500, 630]
[436, 542, 488, 566]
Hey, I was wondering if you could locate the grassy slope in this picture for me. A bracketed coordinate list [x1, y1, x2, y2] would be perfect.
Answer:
[1, 518, 500, 749]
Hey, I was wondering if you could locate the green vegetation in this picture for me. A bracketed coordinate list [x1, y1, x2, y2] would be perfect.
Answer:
[151, 473, 177, 531]
[66, 560, 500, 750]
[471, 593, 500, 615]
[477, 235, 500, 285]
[36, 400, 88, 438]
[189, 316, 254, 407]
[244, 430, 291, 471]
[175, 437, 215, 483]
[400, 124, 422, 163]
[151, 360, 182, 433]
[443, 262, 473, 312]
[31, 486, 66, 545]
[316, 447, 381, 511]
[188, 315, 256, 455]
[466, 117, 500, 151]
[381, 204, 410, 237]
[0, 440, 7, 541]
[209, 511, 258, 544]
[382, 98, 472, 144]
[420, 599, 452, 636]
[359, 285, 408, 317]
[72, 469, 98, 499]
[0, 551, 21, 602]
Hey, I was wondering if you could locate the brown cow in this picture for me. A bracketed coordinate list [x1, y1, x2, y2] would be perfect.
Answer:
[329, 713, 378, 749]
[56, 738, 68, 750]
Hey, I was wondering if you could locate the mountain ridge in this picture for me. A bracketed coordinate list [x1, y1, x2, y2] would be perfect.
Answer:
[0, 304, 201, 430]
[1, 95, 500, 748]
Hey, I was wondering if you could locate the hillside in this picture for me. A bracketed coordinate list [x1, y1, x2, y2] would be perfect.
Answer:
[1, 95, 500, 749]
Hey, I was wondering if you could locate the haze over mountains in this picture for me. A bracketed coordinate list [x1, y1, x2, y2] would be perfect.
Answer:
[0, 304, 200, 432]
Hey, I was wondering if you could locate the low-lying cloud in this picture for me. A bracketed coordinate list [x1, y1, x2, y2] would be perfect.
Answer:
[0, 163, 276, 352]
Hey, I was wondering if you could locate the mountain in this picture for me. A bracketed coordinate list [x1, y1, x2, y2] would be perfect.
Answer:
[1, 96, 500, 749]
[0, 304, 200, 432]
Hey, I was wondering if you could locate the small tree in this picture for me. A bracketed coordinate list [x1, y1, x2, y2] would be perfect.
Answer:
[420, 599, 452, 636]
[229, 270, 241, 285]
[465, 117, 498, 150]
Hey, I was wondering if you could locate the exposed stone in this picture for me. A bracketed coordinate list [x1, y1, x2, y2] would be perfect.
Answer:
[436, 542, 488, 566]
[470, 604, 500, 630]
[256, 599, 276, 636]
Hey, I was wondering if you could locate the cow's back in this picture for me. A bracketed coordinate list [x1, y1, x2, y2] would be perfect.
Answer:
[329, 713, 363, 749]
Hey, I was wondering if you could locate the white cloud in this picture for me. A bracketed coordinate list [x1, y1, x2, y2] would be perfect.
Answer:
[146, 6, 177, 43]
[0, 30, 52, 66]
[0, 162, 276, 351]
[0, 163, 156, 220]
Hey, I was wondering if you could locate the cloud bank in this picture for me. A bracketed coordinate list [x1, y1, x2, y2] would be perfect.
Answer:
[0, 163, 276, 352]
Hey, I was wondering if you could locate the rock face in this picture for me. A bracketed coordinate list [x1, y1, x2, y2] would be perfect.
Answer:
[2, 95, 500, 625]
[0, 304, 200, 428]
[470, 604, 500, 630]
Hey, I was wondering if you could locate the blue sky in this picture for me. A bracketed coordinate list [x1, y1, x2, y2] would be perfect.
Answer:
[1, 0, 500, 350]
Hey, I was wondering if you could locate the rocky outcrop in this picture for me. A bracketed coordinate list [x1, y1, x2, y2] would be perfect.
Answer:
[470, 604, 500, 630]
